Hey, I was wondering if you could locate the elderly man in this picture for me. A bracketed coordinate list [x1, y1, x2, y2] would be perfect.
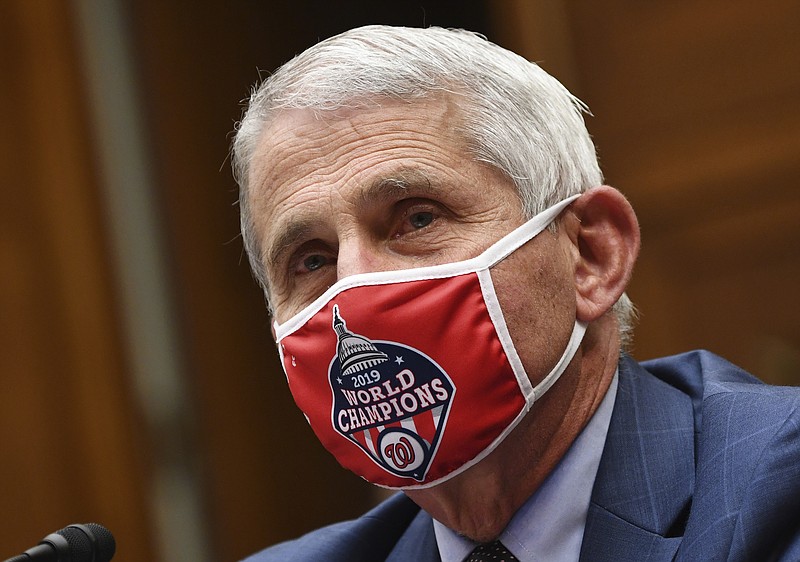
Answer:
[231, 25, 800, 561]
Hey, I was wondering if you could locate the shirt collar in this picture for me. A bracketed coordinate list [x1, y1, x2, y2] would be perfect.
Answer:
[433, 372, 618, 562]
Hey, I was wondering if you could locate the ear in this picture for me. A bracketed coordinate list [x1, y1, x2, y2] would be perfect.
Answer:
[567, 186, 640, 323]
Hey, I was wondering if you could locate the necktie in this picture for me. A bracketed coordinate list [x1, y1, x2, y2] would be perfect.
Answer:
[465, 540, 520, 561]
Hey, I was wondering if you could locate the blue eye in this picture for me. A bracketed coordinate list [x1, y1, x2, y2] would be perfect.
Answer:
[409, 211, 434, 229]
[302, 254, 328, 272]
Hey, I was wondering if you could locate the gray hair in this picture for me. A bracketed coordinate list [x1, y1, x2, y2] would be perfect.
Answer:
[232, 25, 636, 345]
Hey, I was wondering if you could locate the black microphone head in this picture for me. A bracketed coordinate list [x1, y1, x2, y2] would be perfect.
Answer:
[56, 526, 93, 560]
[7, 522, 116, 562]
[85, 524, 116, 562]
[60, 524, 116, 562]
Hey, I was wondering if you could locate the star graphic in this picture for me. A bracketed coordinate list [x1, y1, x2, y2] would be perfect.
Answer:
[394, 356, 404, 365]
[337, 377, 343, 384]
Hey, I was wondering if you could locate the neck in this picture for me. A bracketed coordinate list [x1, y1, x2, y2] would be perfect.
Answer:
[406, 318, 619, 542]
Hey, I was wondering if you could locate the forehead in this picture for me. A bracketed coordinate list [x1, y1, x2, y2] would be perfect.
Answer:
[248, 97, 468, 203]
[245, 97, 522, 281]
[249, 99, 463, 219]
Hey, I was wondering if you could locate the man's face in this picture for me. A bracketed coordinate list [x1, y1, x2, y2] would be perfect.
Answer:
[247, 96, 579, 510]
[249, 95, 577, 382]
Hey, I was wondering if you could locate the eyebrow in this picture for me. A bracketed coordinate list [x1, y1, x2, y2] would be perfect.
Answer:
[357, 169, 438, 208]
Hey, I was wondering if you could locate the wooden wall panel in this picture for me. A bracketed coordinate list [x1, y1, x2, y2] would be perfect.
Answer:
[0, 1, 156, 559]
[125, 3, 376, 560]
[497, 0, 800, 382]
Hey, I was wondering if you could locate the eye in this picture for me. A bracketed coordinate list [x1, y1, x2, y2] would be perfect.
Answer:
[269, 238, 337, 318]
[302, 254, 328, 272]
[393, 202, 441, 238]
[291, 245, 336, 276]
[409, 211, 434, 229]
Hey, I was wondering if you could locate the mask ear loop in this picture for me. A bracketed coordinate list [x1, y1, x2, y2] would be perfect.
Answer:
[393, 318, 588, 492]
[476, 193, 584, 405]
[477, 266, 587, 408]
[480, 195, 581, 269]
[528, 320, 587, 404]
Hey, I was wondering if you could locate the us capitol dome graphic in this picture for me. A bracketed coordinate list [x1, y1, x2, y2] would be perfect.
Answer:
[332, 304, 389, 376]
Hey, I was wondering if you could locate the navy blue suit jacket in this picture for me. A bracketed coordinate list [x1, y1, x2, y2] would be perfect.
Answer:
[244, 351, 800, 561]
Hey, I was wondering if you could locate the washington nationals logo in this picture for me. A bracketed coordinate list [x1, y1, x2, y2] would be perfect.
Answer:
[328, 305, 455, 481]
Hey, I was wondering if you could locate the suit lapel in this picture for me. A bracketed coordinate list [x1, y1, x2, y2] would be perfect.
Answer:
[580, 356, 696, 561]
[385, 357, 697, 562]
[386, 508, 441, 562]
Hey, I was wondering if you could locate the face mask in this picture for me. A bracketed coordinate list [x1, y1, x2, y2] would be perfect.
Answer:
[273, 195, 586, 489]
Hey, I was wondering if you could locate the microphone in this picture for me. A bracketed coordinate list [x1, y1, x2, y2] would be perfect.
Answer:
[3, 523, 115, 562]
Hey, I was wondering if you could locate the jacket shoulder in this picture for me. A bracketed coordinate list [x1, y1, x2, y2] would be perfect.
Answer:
[641, 349, 799, 429]
[241, 493, 420, 562]
[640, 350, 800, 560]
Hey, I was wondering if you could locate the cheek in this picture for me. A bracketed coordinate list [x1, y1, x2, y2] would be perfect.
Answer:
[491, 238, 576, 385]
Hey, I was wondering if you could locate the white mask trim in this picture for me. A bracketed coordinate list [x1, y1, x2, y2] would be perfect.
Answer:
[533, 320, 586, 401]
[477, 268, 535, 400]
[391, 318, 586, 490]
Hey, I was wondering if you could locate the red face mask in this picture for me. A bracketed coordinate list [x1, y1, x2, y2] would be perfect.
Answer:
[274, 195, 585, 489]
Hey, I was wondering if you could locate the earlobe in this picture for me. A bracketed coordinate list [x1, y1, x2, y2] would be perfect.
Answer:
[569, 186, 640, 323]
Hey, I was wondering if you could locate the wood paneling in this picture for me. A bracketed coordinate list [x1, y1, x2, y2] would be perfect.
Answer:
[0, 1, 155, 558]
[125, 3, 376, 560]
[496, 0, 800, 382]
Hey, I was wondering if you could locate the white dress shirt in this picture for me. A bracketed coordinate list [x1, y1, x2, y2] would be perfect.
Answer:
[433, 373, 618, 562]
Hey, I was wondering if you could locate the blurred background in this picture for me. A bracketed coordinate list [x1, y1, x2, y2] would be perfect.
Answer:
[1, 0, 798, 560]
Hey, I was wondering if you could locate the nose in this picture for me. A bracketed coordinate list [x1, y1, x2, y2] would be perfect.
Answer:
[336, 240, 386, 281]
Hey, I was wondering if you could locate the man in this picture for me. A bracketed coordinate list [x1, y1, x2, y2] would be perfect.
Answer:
[232, 25, 800, 561]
